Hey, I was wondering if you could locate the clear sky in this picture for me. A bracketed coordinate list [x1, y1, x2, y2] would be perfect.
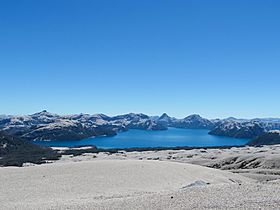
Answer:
[0, 0, 280, 119]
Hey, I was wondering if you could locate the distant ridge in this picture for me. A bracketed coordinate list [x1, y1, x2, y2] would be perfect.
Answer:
[0, 111, 280, 142]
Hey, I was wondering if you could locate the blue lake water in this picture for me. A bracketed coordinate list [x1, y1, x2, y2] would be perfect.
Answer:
[33, 128, 249, 148]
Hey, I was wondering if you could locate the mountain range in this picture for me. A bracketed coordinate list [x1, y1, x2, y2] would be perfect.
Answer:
[1, 111, 280, 142]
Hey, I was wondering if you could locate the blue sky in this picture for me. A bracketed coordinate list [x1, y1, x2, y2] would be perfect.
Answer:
[0, 0, 280, 119]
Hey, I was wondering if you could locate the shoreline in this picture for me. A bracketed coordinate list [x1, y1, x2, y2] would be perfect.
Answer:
[32, 127, 251, 148]
[55, 144, 248, 157]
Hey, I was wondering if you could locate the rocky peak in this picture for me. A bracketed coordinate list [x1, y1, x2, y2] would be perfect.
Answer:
[31, 110, 58, 118]
[184, 114, 203, 121]
[158, 113, 171, 120]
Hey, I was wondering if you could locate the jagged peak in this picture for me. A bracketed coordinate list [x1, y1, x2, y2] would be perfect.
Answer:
[159, 113, 170, 119]
[161, 113, 169, 117]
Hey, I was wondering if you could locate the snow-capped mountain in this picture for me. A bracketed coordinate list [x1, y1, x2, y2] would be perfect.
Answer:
[110, 113, 167, 130]
[156, 114, 215, 129]
[209, 119, 280, 138]
[156, 113, 176, 126]
[171, 114, 215, 129]
[0, 111, 123, 141]
[209, 120, 265, 138]
[0, 111, 166, 141]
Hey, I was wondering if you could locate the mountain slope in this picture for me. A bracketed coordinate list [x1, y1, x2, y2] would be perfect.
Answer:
[247, 130, 280, 146]
[155, 113, 215, 129]
[0, 111, 166, 141]
[171, 114, 215, 129]
[111, 113, 167, 130]
[209, 120, 265, 138]
[0, 132, 60, 166]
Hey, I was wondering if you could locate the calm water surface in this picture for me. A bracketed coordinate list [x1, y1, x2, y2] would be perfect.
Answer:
[33, 128, 249, 148]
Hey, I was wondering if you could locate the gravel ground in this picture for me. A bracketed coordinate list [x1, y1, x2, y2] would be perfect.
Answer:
[87, 182, 280, 210]
[0, 160, 254, 210]
[2, 145, 280, 210]
[36, 182, 280, 210]
[57, 145, 280, 181]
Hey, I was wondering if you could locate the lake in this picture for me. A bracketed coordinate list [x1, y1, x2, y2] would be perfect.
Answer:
[33, 127, 249, 148]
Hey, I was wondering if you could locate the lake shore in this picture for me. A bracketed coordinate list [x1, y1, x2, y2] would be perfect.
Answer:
[34, 127, 249, 148]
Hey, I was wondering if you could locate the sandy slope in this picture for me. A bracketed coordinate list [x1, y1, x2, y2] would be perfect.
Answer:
[62, 145, 280, 181]
[0, 160, 253, 210]
[84, 182, 280, 210]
